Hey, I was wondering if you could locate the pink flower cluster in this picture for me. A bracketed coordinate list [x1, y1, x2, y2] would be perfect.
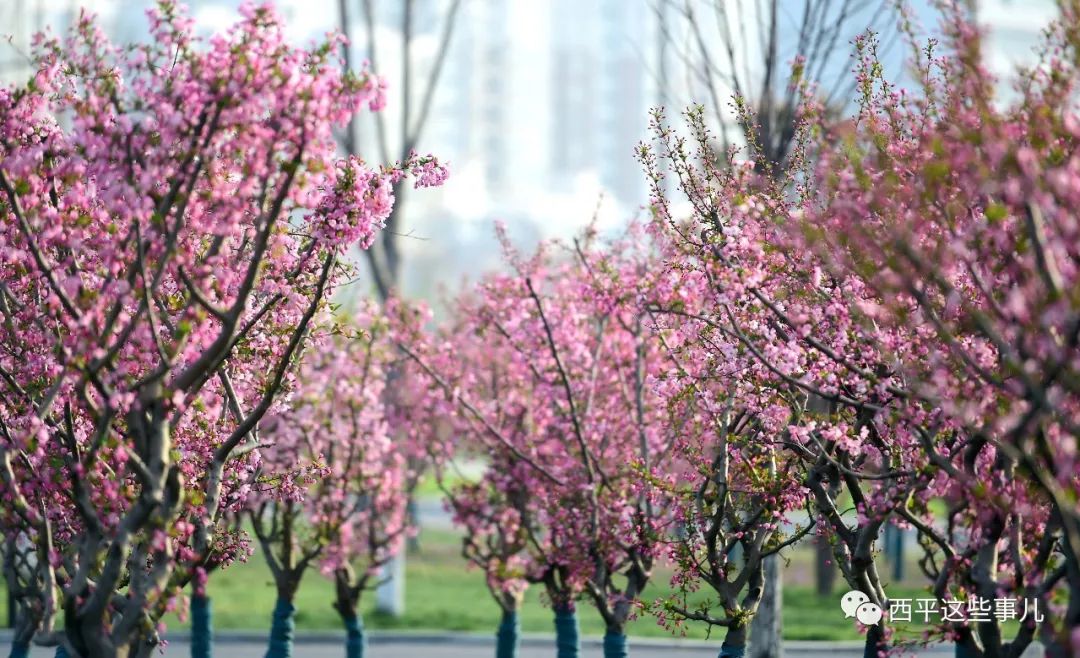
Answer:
[310, 156, 395, 249]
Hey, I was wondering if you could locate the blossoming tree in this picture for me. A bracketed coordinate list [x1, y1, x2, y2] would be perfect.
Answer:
[641, 5, 1077, 657]
[405, 226, 675, 658]
[795, 10, 1080, 654]
[0, 2, 442, 656]
[253, 306, 422, 658]
[640, 104, 925, 657]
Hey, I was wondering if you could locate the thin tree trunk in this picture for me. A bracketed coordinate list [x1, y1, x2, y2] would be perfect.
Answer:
[496, 607, 520, 658]
[375, 368, 405, 616]
[953, 627, 982, 658]
[885, 525, 904, 582]
[602, 628, 629, 658]
[406, 496, 420, 553]
[374, 553, 404, 616]
[749, 555, 782, 658]
[5, 603, 37, 658]
[190, 593, 213, 658]
[344, 614, 365, 658]
[264, 598, 296, 658]
[815, 534, 836, 596]
[332, 568, 365, 658]
[863, 623, 887, 658]
[554, 604, 580, 658]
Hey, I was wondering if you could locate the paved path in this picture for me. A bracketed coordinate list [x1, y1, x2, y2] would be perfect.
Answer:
[8, 635, 963, 658]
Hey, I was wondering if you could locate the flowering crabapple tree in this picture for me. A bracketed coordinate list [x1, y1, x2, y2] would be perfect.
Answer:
[640, 101, 938, 658]
[637, 136, 821, 656]
[792, 9, 1080, 655]
[0, 2, 442, 656]
[405, 301, 598, 658]
[643, 5, 1078, 656]
[253, 306, 422, 658]
[404, 225, 675, 658]
[433, 428, 542, 658]
[643, 265, 818, 656]
[401, 254, 589, 658]
[551, 227, 679, 658]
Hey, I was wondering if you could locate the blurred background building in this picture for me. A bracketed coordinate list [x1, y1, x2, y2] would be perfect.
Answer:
[0, 0, 1061, 305]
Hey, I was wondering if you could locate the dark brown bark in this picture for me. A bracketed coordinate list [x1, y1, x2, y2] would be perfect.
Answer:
[815, 534, 836, 596]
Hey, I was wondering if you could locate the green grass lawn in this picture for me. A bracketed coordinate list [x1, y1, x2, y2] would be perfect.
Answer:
[146, 527, 916, 641]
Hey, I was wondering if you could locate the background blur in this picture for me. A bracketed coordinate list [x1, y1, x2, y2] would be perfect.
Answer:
[0, 0, 1059, 305]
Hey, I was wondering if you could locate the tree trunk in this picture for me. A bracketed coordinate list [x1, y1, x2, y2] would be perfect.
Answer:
[344, 614, 365, 658]
[1042, 637, 1069, 658]
[496, 607, 520, 658]
[954, 627, 983, 658]
[749, 555, 782, 658]
[815, 534, 836, 596]
[331, 568, 365, 658]
[1040, 617, 1071, 658]
[374, 547, 405, 617]
[863, 623, 887, 658]
[602, 629, 629, 658]
[264, 598, 296, 658]
[406, 497, 420, 554]
[190, 593, 213, 658]
[4, 599, 37, 658]
[720, 623, 748, 658]
[376, 366, 408, 615]
[553, 604, 580, 658]
[884, 525, 904, 582]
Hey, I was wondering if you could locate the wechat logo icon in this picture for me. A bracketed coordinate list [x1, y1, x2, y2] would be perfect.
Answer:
[840, 590, 883, 625]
